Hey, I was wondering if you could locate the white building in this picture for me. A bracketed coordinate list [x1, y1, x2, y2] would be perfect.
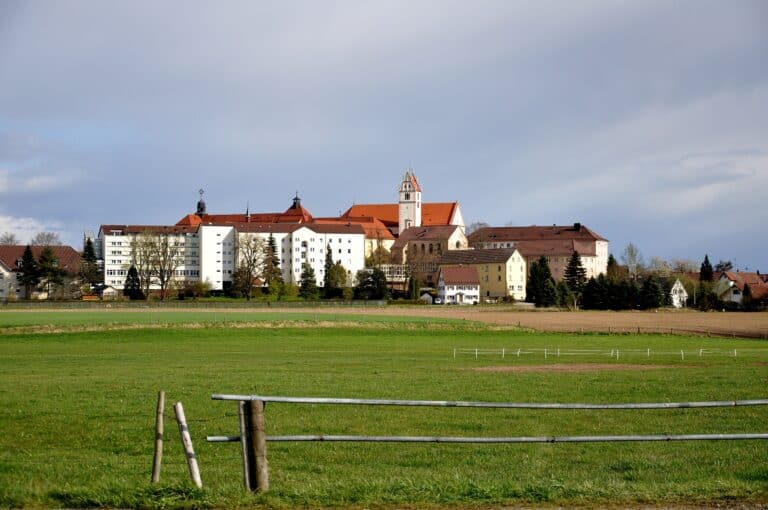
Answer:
[437, 266, 481, 305]
[96, 221, 367, 293]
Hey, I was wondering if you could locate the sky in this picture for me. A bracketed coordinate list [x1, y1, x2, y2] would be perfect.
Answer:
[0, 1, 766, 270]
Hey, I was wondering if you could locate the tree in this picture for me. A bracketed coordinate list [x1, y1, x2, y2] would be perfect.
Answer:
[15, 245, 40, 299]
[556, 280, 574, 309]
[299, 263, 320, 300]
[354, 268, 389, 300]
[525, 256, 557, 307]
[639, 275, 666, 310]
[231, 266, 256, 299]
[564, 251, 587, 294]
[323, 244, 335, 297]
[325, 261, 347, 299]
[37, 246, 64, 299]
[80, 238, 102, 287]
[150, 235, 183, 300]
[235, 234, 266, 300]
[123, 265, 144, 300]
[407, 273, 421, 300]
[700, 255, 714, 282]
[30, 231, 61, 246]
[671, 258, 698, 273]
[714, 260, 733, 273]
[621, 243, 644, 279]
[0, 232, 19, 245]
[262, 234, 283, 294]
[647, 256, 671, 277]
[365, 244, 390, 268]
[466, 221, 491, 235]
[131, 231, 156, 298]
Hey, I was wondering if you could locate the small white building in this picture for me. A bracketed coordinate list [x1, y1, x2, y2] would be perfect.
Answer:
[669, 278, 688, 308]
[437, 266, 480, 305]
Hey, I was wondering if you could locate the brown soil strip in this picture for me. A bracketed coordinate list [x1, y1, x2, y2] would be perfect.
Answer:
[472, 363, 682, 373]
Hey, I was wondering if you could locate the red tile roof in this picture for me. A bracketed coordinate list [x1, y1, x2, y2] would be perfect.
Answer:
[513, 239, 598, 257]
[469, 224, 608, 243]
[404, 170, 422, 192]
[721, 271, 767, 292]
[100, 225, 198, 235]
[392, 225, 462, 250]
[176, 197, 314, 226]
[440, 248, 518, 265]
[0, 245, 82, 275]
[439, 266, 480, 285]
[341, 202, 460, 227]
[313, 216, 395, 240]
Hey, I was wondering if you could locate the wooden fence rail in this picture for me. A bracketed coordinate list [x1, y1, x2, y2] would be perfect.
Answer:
[207, 394, 768, 492]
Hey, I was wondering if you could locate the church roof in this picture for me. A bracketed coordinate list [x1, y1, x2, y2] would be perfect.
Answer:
[341, 202, 459, 227]
[176, 195, 313, 226]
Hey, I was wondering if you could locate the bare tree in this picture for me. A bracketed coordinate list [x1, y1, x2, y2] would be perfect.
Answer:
[466, 221, 490, 235]
[671, 258, 698, 273]
[30, 231, 62, 246]
[149, 235, 184, 300]
[130, 231, 158, 298]
[647, 256, 671, 277]
[621, 243, 644, 279]
[0, 232, 19, 245]
[234, 234, 266, 300]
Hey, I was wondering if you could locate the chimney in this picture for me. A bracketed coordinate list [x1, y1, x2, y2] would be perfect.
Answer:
[573, 222, 581, 231]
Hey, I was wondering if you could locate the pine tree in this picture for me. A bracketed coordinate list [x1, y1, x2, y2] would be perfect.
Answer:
[564, 251, 587, 294]
[123, 265, 144, 300]
[639, 275, 666, 310]
[323, 244, 335, 298]
[299, 263, 320, 300]
[262, 234, 283, 294]
[80, 238, 103, 287]
[37, 246, 64, 299]
[16, 245, 40, 299]
[526, 256, 557, 307]
[700, 255, 713, 282]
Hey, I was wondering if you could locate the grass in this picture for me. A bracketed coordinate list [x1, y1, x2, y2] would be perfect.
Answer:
[0, 310, 766, 508]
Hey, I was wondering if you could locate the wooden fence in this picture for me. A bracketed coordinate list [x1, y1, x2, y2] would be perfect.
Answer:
[206, 394, 768, 492]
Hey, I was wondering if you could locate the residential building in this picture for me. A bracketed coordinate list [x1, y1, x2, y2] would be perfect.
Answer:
[390, 225, 468, 287]
[0, 245, 82, 300]
[669, 278, 688, 308]
[468, 223, 608, 280]
[715, 271, 768, 305]
[437, 266, 480, 305]
[438, 248, 526, 301]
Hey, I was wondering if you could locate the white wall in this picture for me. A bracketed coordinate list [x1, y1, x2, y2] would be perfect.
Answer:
[199, 225, 235, 291]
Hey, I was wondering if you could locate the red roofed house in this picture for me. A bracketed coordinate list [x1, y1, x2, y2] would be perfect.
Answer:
[468, 223, 609, 280]
[715, 271, 768, 305]
[0, 245, 82, 300]
[437, 265, 480, 305]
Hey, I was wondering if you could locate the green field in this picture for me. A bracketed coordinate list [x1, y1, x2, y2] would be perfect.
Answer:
[1, 310, 767, 508]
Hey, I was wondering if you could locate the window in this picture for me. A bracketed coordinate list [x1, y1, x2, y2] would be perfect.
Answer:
[404, 192, 410, 200]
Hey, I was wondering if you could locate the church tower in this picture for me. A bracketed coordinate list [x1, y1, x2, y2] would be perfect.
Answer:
[398, 169, 422, 234]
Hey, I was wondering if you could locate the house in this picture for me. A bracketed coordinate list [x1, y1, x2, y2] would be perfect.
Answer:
[714, 271, 768, 305]
[437, 266, 480, 305]
[0, 245, 82, 300]
[468, 223, 609, 280]
[669, 278, 688, 308]
[389, 225, 468, 287]
[438, 248, 526, 301]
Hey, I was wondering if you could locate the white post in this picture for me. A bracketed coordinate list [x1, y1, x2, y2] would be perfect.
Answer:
[475, 348, 478, 359]
[681, 350, 685, 361]
[502, 348, 505, 359]
[647, 348, 650, 358]
[734, 349, 737, 357]
[453, 348, 456, 359]
[557, 348, 560, 357]
[517, 348, 521, 357]
[174, 402, 202, 488]
[544, 348, 548, 359]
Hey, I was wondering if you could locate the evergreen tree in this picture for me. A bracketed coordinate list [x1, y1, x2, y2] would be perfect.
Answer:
[639, 275, 666, 309]
[556, 279, 574, 309]
[15, 245, 40, 299]
[299, 263, 320, 300]
[123, 265, 144, 300]
[606, 253, 621, 281]
[407, 274, 421, 300]
[564, 251, 587, 293]
[262, 234, 283, 294]
[354, 268, 389, 300]
[37, 246, 64, 299]
[323, 244, 335, 298]
[700, 255, 714, 282]
[582, 275, 609, 310]
[525, 256, 557, 307]
[80, 238, 103, 287]
[714, 260, 733, 273]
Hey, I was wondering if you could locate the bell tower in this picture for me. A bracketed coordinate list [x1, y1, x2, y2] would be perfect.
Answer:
[398, 168, 422, 234]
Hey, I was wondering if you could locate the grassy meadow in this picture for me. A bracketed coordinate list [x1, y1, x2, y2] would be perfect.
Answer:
[0, 309, 766, 508]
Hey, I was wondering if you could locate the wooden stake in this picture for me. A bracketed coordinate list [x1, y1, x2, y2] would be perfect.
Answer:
[239, 401, 254, 490]
[248, 400, 269, 492]
[174, 402, 202, 488]
[151, 390, 165, 483]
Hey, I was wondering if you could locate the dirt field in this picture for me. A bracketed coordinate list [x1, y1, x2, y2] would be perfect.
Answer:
[322, 307, 768, 339]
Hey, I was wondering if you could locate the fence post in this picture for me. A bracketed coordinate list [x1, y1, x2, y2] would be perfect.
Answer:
[247, 400, 269, 492]
[151, 390, 165, 483]
[239, 401, 255, 490]
[174, 402, 202, 488]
